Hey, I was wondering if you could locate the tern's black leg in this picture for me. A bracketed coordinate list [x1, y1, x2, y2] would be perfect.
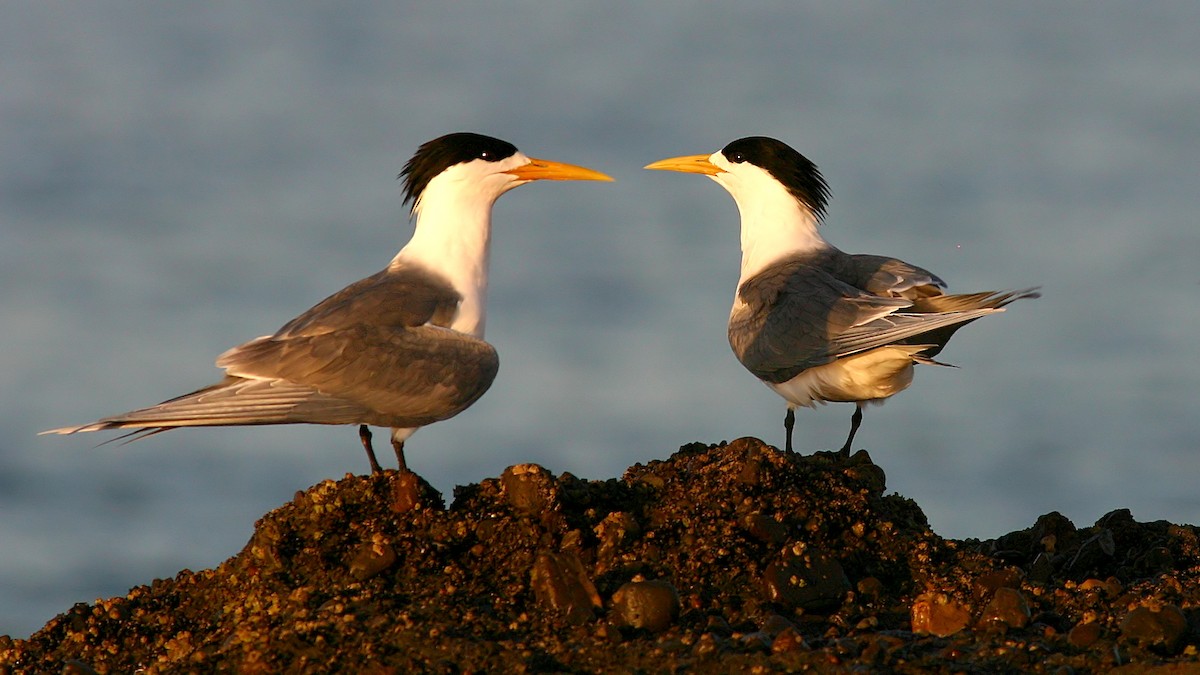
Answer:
[391, 438, 410, 474]
[837, 405, 863, 458]
[784, 408, 795, 453]
[359, 425, 384, 474]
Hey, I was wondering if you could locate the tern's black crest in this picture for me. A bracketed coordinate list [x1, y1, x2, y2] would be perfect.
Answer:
[721, 137, 830, 220]
[400, 133, 520, 207]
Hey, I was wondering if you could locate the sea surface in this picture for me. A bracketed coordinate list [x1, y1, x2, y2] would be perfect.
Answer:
[3, 2, 1198, 638]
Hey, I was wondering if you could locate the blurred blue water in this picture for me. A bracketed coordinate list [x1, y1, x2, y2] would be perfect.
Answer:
[3, 2, 1198, 638]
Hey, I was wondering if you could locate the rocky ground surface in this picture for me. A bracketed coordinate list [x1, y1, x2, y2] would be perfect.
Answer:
[3, 437, 1200, 673]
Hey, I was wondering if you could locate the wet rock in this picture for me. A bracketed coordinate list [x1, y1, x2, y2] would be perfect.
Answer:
[390, 471, 442, 513]
[347, 538, 397, 581]
[741, 512, 789, 546]
[977, 587, 1030, 631]
[770, 626, 807, 653]
[704, 614, 733, 637]
[760, 613, 798, 638]
[501, 463, 556, 516]
[1068, 621, 1103, 648]
[842, 452, 886, 496]
[595, 511, 640, 565]
[972, 568, 1023, 602]
[762, 547, 850, 612]
[530, 551, 600, 625]
[1032, 511, 1078, 553]
[1079, 576, 1122, 597]
[734, 438, 768, 485]
[911, 593, 972, 637]
[1120, 604, 1188, 653]
[611, 580, 681, 632]
[856, 576, 884, 601]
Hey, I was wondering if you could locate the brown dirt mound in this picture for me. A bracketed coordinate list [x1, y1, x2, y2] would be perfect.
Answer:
[3, 438, 1199, 673]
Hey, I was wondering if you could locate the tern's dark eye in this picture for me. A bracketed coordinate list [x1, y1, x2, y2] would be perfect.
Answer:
[478, 151, 490, 159]
[728, 152, 746, 163]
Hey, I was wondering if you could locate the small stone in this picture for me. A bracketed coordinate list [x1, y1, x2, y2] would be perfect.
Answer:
[501, 463, 556, 515]
[692, 632, 722, 656]
[1067, 621, 1102, 648]
[390, 471, 432, 513]
[705, 614, 733, 637]
[1120, 604, 1187, 653]
[972, 569, 1023, 601]
[347, 540, 397, 581]
[530, 551, 600, 625]
[595, 511, 640, 564]
[742, 513, 789, 546]
[911, 593, 972, 637]
[760, 614, 797, 637]
[762, 550, 849, 611]
[771, 626, 807, 654]
[736, 441, 767, 485]
[611, 580, 681, 633]
[977, 587, 1030, 630]
[737, 631, 771, 652]
[856, 576, 885, 600]
[842, 460, 886, 496]
[244, 521, 285, 575]
[1031, 512, 1077, 552]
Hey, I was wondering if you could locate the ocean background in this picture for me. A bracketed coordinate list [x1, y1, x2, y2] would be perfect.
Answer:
[3, 2, 1198, 638]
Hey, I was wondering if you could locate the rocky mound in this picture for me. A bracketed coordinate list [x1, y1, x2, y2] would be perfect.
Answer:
[3, 438, 1198, 673]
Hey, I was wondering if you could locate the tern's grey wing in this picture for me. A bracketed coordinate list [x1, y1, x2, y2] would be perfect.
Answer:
[897, 287, 1041, 357]
[42, 376, 373, 434]
[842, 254, 946, 298]
[42, 325, 499, 435]
[218, 324, 499, 426]
[730, 261, 912, 383]
[273, 263, 461, 338]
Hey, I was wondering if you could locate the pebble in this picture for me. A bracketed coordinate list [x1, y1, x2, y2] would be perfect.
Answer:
[529, 551, 600, 625]
[760, 614, 798, 638]
[389, 471, 425, 513]
[62, 661, 98, 675]
[977, 587, 1030, 630]
[972, 569, 1023, 601]
[841, 456, 886, 496]
[770, 627, 807, 654]
[762, 550, 849, 611]
[596, 511, 640, 562]
[736, 441, 767, 486]
[704, 614, 733, 637]
[1120, 604, 1188, 653]
[501, 464, 555, 516]
[856, 576, 884, 600]
[911, 593, 971, 637]
[1067, 621, 1102, 649]
[347, 541, 397, 581]
[611, 580, 681, 632]
[1031, 511, 1077, 552]
[741, 512, 789, 546]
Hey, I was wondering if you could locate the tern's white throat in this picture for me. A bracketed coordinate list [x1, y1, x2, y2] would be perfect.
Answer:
[708, 154, 830, 282]
[390, 153, 530, 337]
